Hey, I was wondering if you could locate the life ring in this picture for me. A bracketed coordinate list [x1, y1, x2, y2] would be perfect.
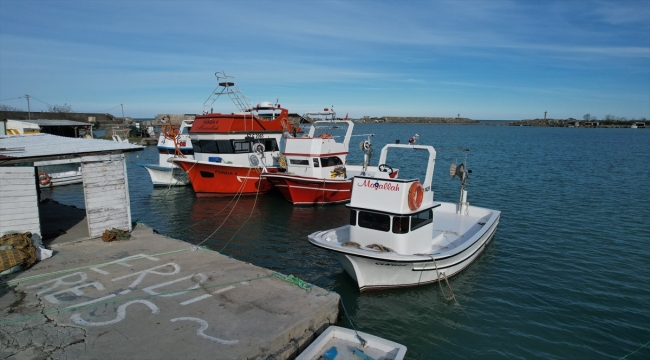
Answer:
[253, 143, 265, 154]
[408, 181, 423, 210]
[38, 172, 51, 186]
[281, 118, 290, 130]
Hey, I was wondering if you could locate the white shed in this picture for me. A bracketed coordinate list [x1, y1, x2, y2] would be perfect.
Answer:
[0, 134, 143, 239]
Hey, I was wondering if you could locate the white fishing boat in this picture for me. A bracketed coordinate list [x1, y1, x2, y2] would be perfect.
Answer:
[38, 166, 83, 188]
[137, 120, 194, 186]
[308, 144, 501, 291]
[296, 326, 406, 360]
[261, 117, 397, 205]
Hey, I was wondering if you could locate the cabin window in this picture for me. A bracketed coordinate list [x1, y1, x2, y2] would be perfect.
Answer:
[217, 140, 234, 153]
[289, 159, 309, 165]
[264, 139, 279, 152]
[392, 216, 410, 234]
[199, 171, 214, 178]
[191, 140, 201, 152]
[196, 140, 218, 153]
[181, 127, 190, 134]
[233, 141, 251, 153]
[358, 211, 390, 232]
[411, 209, 433, 231]
[313, 158, 320, 167]
[349, 210, 357, 226]
[158, 148, 194, 155]
[320, 156, 343, 167]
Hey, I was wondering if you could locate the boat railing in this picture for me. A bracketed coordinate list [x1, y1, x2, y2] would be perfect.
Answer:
[203, 71, 253, 114]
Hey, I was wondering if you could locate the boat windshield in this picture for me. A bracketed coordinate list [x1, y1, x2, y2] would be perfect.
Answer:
[358, 211, 390, 232]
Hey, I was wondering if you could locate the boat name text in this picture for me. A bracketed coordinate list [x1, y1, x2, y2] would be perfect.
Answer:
[375, 262, 407, 267]
[357, 180, 400, 191]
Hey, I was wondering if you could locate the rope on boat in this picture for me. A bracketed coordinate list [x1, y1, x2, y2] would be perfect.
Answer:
[366, 244, 394, 252]
[342, 241, 361, 249]
[428, 255, 456, 301]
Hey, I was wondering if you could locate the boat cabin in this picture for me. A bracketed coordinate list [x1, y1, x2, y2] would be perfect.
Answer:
[345, 144, 437, 255]
[283, 119, 353, 179]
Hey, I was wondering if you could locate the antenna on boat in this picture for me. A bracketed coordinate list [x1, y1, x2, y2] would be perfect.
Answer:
[359, 136, 373, 175]
[203, 71, 253, 113]
[450, 148, 471, 215]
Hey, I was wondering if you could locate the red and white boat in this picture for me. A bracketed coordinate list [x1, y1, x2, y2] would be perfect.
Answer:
[173, 72, 296, 197]
[261, 113, 398, 205]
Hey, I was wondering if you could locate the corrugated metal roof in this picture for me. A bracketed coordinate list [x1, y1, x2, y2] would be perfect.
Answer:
[19, 119, 94, 127]
[0, 133, 143, 164]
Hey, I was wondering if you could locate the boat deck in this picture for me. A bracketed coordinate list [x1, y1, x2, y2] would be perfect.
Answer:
[429, 204, 494, 255]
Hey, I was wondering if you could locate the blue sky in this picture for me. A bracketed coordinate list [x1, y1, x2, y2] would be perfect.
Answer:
[1, 0, 648, 120]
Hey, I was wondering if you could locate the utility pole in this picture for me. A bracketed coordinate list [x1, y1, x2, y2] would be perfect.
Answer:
[25, 94, 31, 120]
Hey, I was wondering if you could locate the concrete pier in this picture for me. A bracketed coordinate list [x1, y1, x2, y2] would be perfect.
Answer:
[1, 223, 340, 359]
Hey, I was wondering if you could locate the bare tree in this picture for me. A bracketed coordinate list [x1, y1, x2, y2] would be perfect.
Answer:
[48, 103, 72, 113]
[583, 114, 590, 121]
[0, 104, 21, 111]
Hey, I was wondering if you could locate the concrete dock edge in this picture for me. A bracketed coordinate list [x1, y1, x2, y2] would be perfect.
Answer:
[0, 224, 340, 360]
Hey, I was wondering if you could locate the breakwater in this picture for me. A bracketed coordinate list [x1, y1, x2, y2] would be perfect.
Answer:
[363, 116, 476, 124]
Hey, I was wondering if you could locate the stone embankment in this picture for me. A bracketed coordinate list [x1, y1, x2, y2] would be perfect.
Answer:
[363, 117, 476, 124]
[509, 118, 648, 128]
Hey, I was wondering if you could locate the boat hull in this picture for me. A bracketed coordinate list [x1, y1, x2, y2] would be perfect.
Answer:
[39, 169, 83, 188]
[296, 326, 406, 360]
[174, 159, 276, 196]
[137, 164, 189, 186]
[341, 216, 498, 291]
[261, 174, 351, 204]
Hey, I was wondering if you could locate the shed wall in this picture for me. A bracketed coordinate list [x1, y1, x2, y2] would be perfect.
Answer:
[81, 154, 132, 237]
[0, 167, 41, 236]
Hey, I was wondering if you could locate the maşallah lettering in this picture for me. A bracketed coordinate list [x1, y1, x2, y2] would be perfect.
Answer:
[356, 179, 400, 191]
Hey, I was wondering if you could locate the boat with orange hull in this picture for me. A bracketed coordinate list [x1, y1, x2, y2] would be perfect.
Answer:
[172, 71, 298, 197]
[261, 116, 398, 205]
[176, 161, 279, 197]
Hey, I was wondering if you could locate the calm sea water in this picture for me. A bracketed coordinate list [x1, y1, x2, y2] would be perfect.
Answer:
[42, 124, 650, 359]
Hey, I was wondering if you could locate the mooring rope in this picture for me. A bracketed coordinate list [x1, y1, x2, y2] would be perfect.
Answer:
[619, 339, 650, 359]
[194, 167, 253, 248]
[338, 293, 368, 347]
[174, 166, 250, 235]
[428, 255, 456, 301]
[423, 254, 472, 321]
[218, 170, 262, 253]
[132, 185, 176, 224]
